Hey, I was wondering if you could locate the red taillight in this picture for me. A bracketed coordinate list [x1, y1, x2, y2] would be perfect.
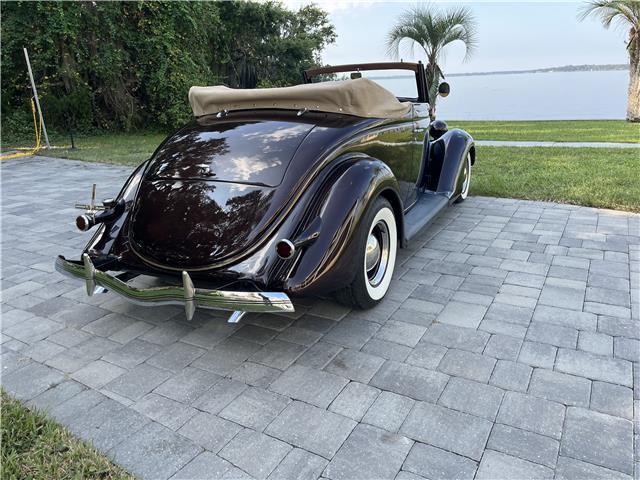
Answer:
[276, 239, 295, 259]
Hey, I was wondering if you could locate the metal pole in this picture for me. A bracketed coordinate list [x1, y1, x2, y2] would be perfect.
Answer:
[23, 47, 50, 148]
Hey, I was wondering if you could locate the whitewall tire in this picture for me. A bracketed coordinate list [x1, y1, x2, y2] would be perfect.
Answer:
[363, 206, 397, 301]
[456, 153, 472, 203]
[335, 197, 397, 308]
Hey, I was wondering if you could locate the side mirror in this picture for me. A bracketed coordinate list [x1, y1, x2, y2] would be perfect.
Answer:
[438, 82, 450, 97]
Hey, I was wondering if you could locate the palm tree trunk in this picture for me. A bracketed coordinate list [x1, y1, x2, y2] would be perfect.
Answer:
[627, 44, 640, 122]
[425, 61, 440, 122]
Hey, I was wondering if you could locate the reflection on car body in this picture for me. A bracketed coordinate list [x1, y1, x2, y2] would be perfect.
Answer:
[56, 62, 475, 323]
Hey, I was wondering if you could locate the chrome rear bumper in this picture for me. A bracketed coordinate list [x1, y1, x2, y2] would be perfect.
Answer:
[55, 254, 294, 322]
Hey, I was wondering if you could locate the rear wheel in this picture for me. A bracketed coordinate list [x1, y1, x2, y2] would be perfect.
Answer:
[455, 152, 472, 203]
[335, 197, 397, 309]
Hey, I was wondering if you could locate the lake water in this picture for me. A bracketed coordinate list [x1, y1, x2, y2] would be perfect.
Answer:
[381, 70, 629, 120]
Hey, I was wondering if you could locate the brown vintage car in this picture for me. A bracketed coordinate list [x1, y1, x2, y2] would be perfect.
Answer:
[56, 62, 475, 323]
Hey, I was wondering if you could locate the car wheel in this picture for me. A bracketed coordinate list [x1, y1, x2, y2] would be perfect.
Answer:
[335, 197, 397, 309]
[455, 152, 472, 203]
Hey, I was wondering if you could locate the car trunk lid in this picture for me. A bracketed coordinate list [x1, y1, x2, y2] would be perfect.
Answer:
[144, 116, 315, 186]
[129, 179, 275, 269]
[130, 114, 315, 268]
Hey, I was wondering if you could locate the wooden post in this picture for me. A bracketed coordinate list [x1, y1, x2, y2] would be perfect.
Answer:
[23, 47, 50, 148]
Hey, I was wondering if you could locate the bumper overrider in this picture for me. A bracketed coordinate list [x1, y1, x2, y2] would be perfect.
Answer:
[55, 254, 294, 323]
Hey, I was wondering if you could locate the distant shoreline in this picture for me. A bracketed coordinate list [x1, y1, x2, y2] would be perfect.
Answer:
[369, 64, 628, 80]
[448, 64, 628, 77]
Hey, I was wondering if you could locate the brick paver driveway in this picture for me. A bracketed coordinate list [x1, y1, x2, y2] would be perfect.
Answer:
[2, 156, 638, 480]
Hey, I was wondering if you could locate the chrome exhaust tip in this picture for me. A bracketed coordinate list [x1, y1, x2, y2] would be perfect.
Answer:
[275, 239, 296, 259]
[76, 214, 96, 232]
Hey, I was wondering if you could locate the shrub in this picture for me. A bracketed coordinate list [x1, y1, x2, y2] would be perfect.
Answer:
[0, 1, 336, 133]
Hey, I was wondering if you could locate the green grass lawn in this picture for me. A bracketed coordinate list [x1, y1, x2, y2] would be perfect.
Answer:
[3, 121, 639, 211]
[3, 120, 638, 168]
[1, 391, 133, 479]
[471, 146, 640, 212]
[5, 131, 167, 166]
[46, 132, 167, 165]
[449, 120, 640, 143]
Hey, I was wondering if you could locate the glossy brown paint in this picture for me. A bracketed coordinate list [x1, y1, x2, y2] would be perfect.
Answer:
[342, 119, 418, 205]
[145, 117, 315, 186]
[82, 102, 472, 297]
[130, 180, 275, 268]
[127, 109, 414, 271]
[429, 129, 476, 197]
[283, 157, 401, 295]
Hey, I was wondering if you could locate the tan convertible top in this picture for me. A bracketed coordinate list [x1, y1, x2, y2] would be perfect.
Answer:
[188, 78, 411, 119]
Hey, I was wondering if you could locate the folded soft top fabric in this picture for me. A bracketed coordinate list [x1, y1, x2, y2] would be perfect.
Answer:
[188, 78, 411, 119]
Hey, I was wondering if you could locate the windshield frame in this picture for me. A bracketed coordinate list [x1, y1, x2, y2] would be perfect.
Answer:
[303, 62, 428, 103]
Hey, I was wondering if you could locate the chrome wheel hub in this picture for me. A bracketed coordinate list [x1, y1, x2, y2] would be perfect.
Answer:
[366, 220, 390, 287]
[365, 234, 381, 271]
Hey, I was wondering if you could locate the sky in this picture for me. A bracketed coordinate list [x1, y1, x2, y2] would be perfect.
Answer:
[282, 1, 629, 74]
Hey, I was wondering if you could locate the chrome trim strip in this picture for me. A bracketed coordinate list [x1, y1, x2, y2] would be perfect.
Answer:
[56, 255, 294, 319]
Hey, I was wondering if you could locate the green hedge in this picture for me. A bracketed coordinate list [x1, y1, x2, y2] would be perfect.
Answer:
[1, 1, 335, 137]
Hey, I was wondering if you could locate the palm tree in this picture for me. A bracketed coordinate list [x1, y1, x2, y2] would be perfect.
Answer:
[386, 5, 477, 121]
[580, 1, 640, 122]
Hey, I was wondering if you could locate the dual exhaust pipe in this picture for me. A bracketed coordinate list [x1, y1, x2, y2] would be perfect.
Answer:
[76, 199, 125, 231]
[75, 184, 125, 232]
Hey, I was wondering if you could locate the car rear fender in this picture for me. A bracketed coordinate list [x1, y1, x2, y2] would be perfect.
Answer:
[284, 154, 403, 295]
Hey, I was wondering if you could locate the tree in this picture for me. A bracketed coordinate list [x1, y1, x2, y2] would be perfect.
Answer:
[211, 1, 336, 88]
[580, 1, 640, 122]
[386, 5, 477, 121]
[0, 1, 335, 136]
[0, 1, 220, 132]
[44, 86, 93, 149]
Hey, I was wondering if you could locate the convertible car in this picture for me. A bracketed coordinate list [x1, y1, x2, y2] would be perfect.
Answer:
[56, 61, 475, 323]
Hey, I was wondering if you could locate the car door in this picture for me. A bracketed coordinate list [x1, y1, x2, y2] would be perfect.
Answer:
[410, 102, 431, 198]
[355, 115, 421, 210]
[377, 116, 420, 208]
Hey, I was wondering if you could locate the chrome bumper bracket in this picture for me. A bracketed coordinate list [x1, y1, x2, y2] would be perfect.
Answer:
[82, 253, 107, 296]
[82, 253, 97, 296]
[55, 255, 294, 322]
[182, 271, 196, 321]
[228, 311, 247, 323]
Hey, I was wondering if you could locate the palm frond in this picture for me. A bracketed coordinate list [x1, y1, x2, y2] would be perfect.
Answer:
[442, 6, 478, 60]
[386, 23, 430, 59]
[579, 0, 640, 29]
[385, 4, 478, 64]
